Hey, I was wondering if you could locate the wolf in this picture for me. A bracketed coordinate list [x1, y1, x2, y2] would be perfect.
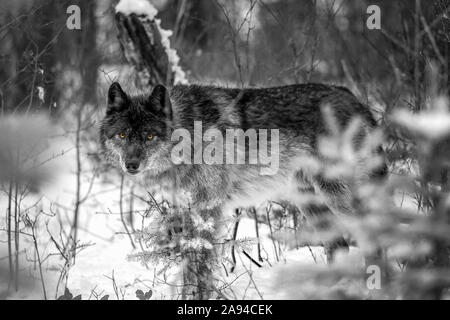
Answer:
[100, 82, 385, 264]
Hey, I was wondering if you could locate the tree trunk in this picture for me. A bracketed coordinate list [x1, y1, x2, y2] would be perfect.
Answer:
[115, 13, 174, 88]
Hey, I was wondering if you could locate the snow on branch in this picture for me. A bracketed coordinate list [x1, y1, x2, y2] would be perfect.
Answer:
[115, 0, 187, 87]
[115, 0, 158, 19]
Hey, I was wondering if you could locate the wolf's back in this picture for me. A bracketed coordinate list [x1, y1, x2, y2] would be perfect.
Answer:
[170, 83, 377, 146]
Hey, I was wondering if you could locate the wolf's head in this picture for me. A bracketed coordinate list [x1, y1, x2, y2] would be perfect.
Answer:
[99, 82, 174, 176]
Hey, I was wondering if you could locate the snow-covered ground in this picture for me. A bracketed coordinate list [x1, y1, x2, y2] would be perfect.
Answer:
[0, 0, 347, 300]
[0, 122, 375, 300]
[0, 0, 371, 299]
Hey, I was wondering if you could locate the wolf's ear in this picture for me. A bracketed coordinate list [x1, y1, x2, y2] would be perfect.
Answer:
[148, 84, 172, 120]
[107, 82, 128, 114]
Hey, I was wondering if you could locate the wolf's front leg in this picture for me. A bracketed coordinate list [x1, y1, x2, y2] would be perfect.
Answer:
[300, 202, 350, 263]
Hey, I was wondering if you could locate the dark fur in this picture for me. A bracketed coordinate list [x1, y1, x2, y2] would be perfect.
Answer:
[100, 82, 383, 261]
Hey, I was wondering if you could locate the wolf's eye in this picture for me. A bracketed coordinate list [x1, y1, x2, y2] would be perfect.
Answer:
[147, 133, 153, 140]
[119, 132, 126, 139]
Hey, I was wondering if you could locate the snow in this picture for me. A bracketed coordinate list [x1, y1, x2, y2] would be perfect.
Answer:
[37, 86, 45, 102]
[215, 216, 368, 299]
[180, 238, 213, 250]
[0, 141, 343, 301]
[115, 0, 158, 20]
[0, 104, 383, 301]
[392, 97, 450, 140]
[154, 19, 188, 85]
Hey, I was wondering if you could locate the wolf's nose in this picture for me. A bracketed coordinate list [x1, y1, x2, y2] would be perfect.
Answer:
[125, 161, 140, 171]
